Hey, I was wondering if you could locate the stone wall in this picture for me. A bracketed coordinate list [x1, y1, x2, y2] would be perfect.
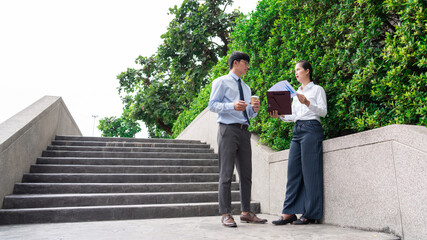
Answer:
[177, 107, 427, 240]
[0, 96, 82, 207]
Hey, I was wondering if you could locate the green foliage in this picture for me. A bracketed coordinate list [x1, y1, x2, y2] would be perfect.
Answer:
[98, 116, 141, 138]
[112, 0, 242, 138]
[172, 57, 230, 138]
[173, 0, 426, 150]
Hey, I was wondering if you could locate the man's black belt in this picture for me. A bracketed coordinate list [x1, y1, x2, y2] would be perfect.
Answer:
[220, 123, 249, 130]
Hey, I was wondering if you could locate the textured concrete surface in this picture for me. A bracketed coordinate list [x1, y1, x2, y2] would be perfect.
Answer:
[251, 134, 274, 214]
[393, 142, 427, 239]
[177, 108, 427, 239]
[323, 142, 402, 236]
[269, 160, 287, 215]
[178, 108, 219, 152]
[1, 136, 258, 225]
[0, 214, 399, 240]
[321, 125, 427, 240]
[0, 96, 81, 207]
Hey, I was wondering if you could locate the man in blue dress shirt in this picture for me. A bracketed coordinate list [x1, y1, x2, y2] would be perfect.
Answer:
[209, 51, 266, 227]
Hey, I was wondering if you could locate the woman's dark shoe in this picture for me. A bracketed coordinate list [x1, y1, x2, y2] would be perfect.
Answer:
[272, 214, 297, 225]
[293, 216, 319, 225]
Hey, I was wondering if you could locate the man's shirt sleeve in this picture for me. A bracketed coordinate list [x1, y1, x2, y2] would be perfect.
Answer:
[208, 78, 235, 113]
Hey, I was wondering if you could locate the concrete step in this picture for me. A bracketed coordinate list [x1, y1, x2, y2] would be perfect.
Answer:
[3, 191, 241, 208]
[0, 201, 261, 225]
[52, 140, 210, 149]
[37, 157, 218, 166]
[46, 145, 214, 153]
[30, 164, 219, 174]
[22, 173, 225, 183]
[0, 135, 243, 225]
[13, 182, 239, 194]
[55, 135, 203, 144]
[41, 150, 218, 159]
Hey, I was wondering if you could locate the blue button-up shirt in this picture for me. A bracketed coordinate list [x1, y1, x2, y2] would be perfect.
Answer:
[208, 72, 257, 125]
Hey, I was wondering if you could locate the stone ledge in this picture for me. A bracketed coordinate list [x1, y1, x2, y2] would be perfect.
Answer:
[177, 107, 427, 239]
[323, 124, 426, 153]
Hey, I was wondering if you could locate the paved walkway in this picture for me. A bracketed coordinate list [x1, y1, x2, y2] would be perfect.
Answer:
[0, 214, 399, 240]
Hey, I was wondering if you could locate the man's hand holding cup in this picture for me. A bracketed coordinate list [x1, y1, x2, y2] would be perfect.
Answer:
[234, 100, 248, 111]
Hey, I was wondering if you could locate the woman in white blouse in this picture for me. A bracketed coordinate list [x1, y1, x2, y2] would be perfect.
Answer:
[270, 60, 327, 225]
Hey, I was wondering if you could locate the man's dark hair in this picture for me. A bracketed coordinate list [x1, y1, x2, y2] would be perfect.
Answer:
[228, 51, 250, 70]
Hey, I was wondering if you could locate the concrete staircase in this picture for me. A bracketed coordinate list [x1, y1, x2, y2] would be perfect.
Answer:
[0, 136, 260, 224]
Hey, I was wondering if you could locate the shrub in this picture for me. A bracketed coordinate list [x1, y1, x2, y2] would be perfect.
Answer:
[173, 0, 427, 150]
[98, 116, 141, 138]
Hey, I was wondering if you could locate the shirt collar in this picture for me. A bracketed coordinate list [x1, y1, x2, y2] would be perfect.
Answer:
[299, 81, 315, 91]
[229, 71, 239, 81]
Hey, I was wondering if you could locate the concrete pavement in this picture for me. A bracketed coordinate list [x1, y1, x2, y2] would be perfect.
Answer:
[0, 214, 399, 240]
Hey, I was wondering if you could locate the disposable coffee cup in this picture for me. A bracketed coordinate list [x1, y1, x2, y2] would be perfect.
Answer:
[251, 95, 259, 104]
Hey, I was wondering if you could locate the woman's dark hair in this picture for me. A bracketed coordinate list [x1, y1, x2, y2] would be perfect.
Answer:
[228, 51, 250, 70]
[297, 60, 318, 84]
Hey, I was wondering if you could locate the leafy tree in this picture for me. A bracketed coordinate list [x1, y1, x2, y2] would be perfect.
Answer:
[173, 0, 426, 150]
[114, 0, 242, 138]
[98, 116, 141, 138]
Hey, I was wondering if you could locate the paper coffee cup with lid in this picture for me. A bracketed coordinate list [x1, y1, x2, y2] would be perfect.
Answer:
[251, 95, 259, 104]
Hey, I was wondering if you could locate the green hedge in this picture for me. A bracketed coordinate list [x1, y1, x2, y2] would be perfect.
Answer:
[172, 0, 426, 150]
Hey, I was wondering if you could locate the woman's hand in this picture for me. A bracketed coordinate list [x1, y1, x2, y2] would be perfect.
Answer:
[297, 93, 310, 107]
[269, 110, 282, 118]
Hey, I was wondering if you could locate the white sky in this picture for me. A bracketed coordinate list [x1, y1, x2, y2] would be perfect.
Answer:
[0, 0, 259, 138]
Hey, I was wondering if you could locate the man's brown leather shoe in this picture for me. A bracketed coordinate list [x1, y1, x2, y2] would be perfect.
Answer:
[221, 214, 237, 227]
[240, 211, 268, 224]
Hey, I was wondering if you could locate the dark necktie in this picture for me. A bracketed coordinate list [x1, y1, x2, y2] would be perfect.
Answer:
[238, 78, 250, 125]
